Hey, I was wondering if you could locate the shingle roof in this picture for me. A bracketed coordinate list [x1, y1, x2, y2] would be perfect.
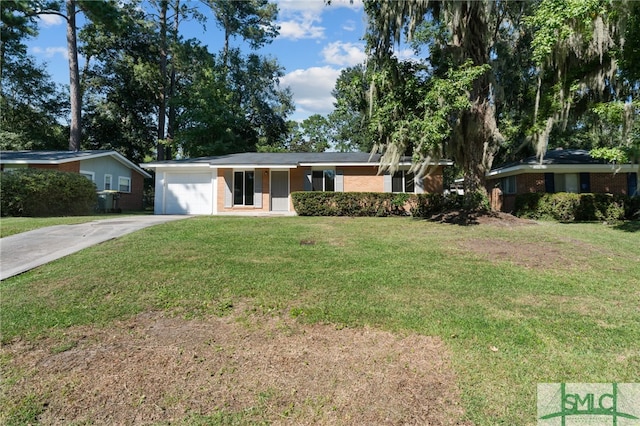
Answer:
[491, 149, 608, 172]
[207, 152, 384, 165]
[143, 152, 452, 167]
[0, 150, 115, 162]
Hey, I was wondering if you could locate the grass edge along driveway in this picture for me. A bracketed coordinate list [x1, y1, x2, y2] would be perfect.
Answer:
[1, 216, 638, 424]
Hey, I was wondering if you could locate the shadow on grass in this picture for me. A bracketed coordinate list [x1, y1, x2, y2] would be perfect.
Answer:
[427, 210, 481, 226]
[613, 220, 640, 232]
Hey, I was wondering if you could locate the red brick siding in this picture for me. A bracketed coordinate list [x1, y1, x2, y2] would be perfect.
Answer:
[118, 171, 146, 211]
[423, 166, 444, 193]
[30, 161, 81, 173]
[517, 173, 546, 193]
[590, 172, 629, 195]
[341, 166, 381, 192]
[488, 171, 633, 213]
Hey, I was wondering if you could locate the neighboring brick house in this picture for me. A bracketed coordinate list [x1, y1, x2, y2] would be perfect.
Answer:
[0, 150, 151, 211]
[486, 148, 639, 213]
[143, 152, 451, 215]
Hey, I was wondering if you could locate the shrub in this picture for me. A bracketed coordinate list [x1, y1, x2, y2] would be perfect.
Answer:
[1, 168, 97, 217]
[291, 192, 415, 217]
[514, 192, 632, 222]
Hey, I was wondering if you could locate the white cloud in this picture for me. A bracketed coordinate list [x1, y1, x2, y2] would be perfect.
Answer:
[278, 12, 325, 40]
[395, 47, 418, 62]
[31, 46, 68, 60]
[321, 41, 365, 66]
[342, 19, 356, 32]
[277, 0, 326, 14]
[280, 66, 341, 115]
[276, 0, 363, 40]
[323, 0, 363, 11]
[38, 14, 64, 27]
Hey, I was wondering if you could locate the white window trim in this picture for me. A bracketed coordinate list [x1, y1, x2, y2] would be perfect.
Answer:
[118, 176, 131, 193]
[80, 170, 95, 182]
[233, 169, 255, 206]
[311, 167, 336, 192]
[104, 174, 113, 190]
[392, 169, 415, 193]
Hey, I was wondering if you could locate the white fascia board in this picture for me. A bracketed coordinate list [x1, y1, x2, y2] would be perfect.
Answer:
[299, 162, 381, 167]
[298, 160, 453, 167]
[0, 159, 31, 165]
[141, 163, 212, 169]
[487, 163, 635, 178]
[217, 164, 298, 169]
[107, 152, 152, 178]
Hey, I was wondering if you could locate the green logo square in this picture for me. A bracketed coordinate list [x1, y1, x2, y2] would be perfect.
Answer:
[538, 383, 640, 425]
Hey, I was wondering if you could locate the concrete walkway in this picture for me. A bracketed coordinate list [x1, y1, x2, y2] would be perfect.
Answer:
[0, 215, 191, 281]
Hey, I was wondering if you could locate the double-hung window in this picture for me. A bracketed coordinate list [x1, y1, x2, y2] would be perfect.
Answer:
[80, 170, 95, 182]
[312, 170, 335, 192]
[118, 176, 131, 192]
[392, 170, 415, 193]
[234, 170, 254, 205]
[104, 174, 112, 190]
[501, 176, 516, 194]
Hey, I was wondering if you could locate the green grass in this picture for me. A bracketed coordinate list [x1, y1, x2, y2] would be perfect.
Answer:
[1, 216, 639, 424]
[0, 212, 150, 238]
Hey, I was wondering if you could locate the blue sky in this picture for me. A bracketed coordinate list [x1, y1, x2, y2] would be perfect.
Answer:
[26, 0, 409, 122]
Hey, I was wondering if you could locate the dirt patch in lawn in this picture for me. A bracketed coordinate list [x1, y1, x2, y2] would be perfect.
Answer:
[456, 238, 588, 270]
[429, 211, 537, 227]
[2, 308, 469, 425]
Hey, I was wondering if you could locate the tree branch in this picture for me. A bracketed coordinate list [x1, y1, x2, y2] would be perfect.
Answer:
[28, 9, 70, 23]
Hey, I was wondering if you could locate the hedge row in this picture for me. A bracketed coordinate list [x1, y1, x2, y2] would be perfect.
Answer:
[1, 168, 97, 217]
[291, 192, 470, 218]
[291, 192, 414, 216]
[514, 192, 640, 222]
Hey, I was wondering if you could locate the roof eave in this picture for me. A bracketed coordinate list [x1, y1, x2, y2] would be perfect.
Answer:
[487, 163, 636, 177]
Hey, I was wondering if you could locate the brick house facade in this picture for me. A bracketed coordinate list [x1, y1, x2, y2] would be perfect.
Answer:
[486, 149, 638, 213]
[147, 152, 451, 215]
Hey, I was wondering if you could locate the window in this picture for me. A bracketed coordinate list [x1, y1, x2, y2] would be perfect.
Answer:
[312, 170, 335, 192]
[392, 170, 415, 193]
[554, 173, 579, 193]
[233, 170, 254, 205]
[501, 176, 516, 194]
[629, 172, 638, 196]
[80, 170, 95, 182]
[104, 174, 112, 190]
[118, 176, 131, 192]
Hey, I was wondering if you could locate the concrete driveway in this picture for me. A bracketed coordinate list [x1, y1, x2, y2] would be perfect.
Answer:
[0, 215, 191, 281]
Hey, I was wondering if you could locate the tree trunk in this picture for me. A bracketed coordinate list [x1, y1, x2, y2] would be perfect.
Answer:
[66, 0, 81, 151]
[166, 0, 180, 161]
[157, 0, 168, 161]
[450, 1, 500, 209]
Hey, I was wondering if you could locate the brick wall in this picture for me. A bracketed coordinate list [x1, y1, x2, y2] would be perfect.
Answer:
[30, 161, 80, 173]
[423, 166, 444, 193]
[342, 166, 382, 192]
[118, 171, 146, 211]
[517, 173, 546, 193]
[488, 171, 634, 213]
[590, 172, 629, 195]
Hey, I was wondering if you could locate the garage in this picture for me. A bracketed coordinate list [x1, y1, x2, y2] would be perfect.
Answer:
[162, 172, 215, 215]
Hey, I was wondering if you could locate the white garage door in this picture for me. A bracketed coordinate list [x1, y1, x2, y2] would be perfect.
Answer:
[165, 173, 214, 214]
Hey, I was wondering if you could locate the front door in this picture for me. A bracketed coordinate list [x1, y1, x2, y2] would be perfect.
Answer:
[270, 170, 289, 212]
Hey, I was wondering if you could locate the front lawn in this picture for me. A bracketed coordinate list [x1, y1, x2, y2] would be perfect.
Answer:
[1, 216, 638, 424]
